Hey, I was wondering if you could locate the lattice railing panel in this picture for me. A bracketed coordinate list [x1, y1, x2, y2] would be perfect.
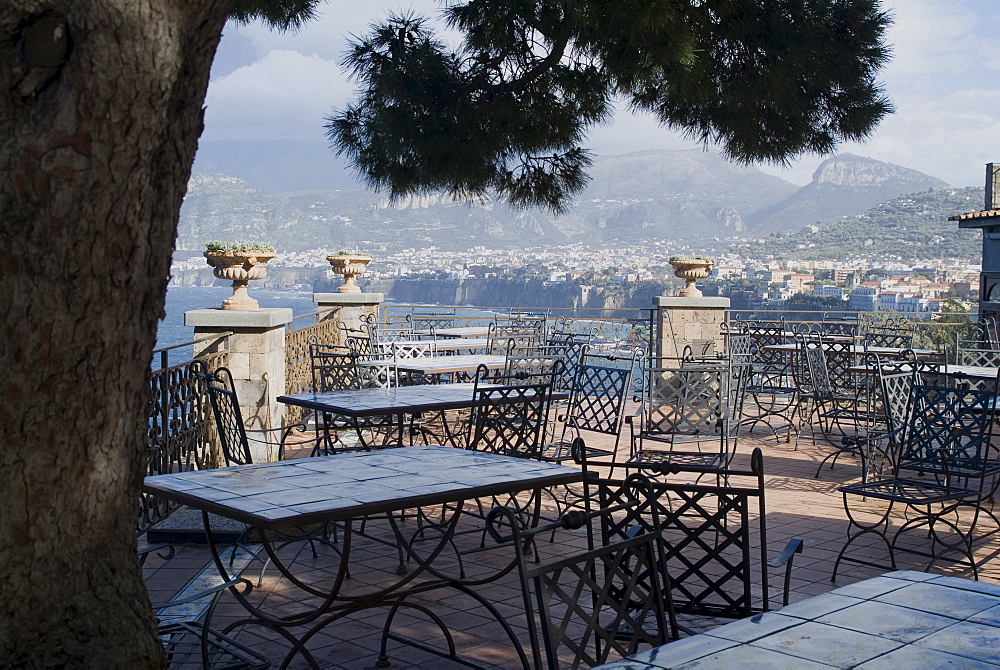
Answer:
[139, 349, 227, 536]
[285, 319, 340, 423]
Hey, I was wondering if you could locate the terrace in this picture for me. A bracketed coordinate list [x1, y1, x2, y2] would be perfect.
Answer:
[140, 296, 1000, 668]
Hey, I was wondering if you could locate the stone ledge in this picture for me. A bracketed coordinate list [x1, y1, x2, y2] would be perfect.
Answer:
[313, 292, 384, 305]
[184, 307, 293, 329]
[654, 296, 731, 309]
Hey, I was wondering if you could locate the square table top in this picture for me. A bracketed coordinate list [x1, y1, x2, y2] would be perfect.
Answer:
[378, 338, 490, 353]
[143, 445, 583, 531]
[414, 326, 491, 338]
[278, 383, 491, 416]
[763, 342, 939, 357]
[360, 354, 507, 375]
[598, 571, 1000, 669]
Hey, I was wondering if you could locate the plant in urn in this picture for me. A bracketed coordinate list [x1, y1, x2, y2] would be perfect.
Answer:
[668, 255, 715, 298]
[204, 241, 276, 310]
[327, 251, 373, 293]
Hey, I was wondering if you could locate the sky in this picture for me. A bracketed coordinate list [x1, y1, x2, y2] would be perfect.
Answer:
[202, 0, 1000, 187]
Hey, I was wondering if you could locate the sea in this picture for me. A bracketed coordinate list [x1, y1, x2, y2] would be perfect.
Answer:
[154, 285, 502, 367]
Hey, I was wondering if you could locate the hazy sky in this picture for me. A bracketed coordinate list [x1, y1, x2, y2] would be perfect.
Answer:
[203, 0, 1000, 187]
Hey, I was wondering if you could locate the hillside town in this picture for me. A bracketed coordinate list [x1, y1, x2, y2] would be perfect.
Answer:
[172, 239, 982, 318]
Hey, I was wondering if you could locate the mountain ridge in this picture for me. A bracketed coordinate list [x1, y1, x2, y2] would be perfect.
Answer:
[179, 148, 954, 253]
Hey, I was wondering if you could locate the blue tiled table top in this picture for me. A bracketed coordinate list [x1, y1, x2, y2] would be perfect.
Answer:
[599, 571, 1000, 669]
[143, 445, 582, 531]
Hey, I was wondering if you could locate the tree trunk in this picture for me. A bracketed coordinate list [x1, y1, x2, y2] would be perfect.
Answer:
[0, 1, 231, 665]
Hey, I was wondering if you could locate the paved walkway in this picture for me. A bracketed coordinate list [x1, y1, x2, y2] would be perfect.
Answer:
[141, 411, 1000, 668]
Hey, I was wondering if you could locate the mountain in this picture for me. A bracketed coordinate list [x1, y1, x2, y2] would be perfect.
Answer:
[735, 187, 983, 261]
[192, 140, 361, 192]
[747, 154, 950, 233]
[177, 148, 951, 253]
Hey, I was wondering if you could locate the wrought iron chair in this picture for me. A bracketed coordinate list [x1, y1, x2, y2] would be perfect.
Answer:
[467, 369, 557, 458]
[197, 365, 320, 464]
[793, 336, 871, 475]
[539, 351, 637, 464]
[740, 320, 801, 439]
[487, 479, 673, 669]
[306, 343, 403, 451]
[199, 366, 340, 586]
[143, 552, 270, 670]
[582, 447, 803, 634]
[626, 360, 735, 471]
[834, 379, 1000, 580]
[862, 314, 915, 349]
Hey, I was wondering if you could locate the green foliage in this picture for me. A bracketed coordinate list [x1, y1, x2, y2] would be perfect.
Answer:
[328, 0, 892, 213]
[204, 240, 276, 252]
[737, 188, 984, 261]
[228, 0, 321, 31]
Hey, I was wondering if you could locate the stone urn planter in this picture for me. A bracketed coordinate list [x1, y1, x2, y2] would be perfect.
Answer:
[669, 256, 715, 298]
[327, 253, 373, 293]
[204, 248, 276, 310]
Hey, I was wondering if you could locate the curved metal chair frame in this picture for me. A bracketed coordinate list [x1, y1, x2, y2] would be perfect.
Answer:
[580, 448, 803, 633]
[489, 476, 673, 669]
[627, 361, 734, 472]
[834, 379, 999, 581]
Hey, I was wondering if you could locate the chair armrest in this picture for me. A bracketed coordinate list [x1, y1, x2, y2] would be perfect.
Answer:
[768, 538, 804, 608]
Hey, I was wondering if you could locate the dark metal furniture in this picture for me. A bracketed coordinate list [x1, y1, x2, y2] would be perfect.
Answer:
[585, 448, 804, 635]
[143, 446, 584, 669]
[834, 379, 1000, 580]
[627, 360, 735, 471]
[489, 490, 672, 669]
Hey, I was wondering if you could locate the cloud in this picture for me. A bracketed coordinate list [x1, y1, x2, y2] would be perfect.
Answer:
[200, 0, 1000, 188]
[203, 50, 347, 142]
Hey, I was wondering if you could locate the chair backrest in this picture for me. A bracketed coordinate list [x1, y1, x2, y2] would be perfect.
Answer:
[489, 478, 671, 669]
[863, 315, 914, 349]
[897, 382, 997, 478]
[641, 362, 730, 438]
[871, 354, 916, 435]
[598, 448, 773, 621]
[200, 367, 254, 466]
[561, 357, 634, 438]
[799, 336, 835, 400]
[504, 346, 567, 386]
[309, 343, 360, 392]
[468, 370, 554, 457]
[390, 340, 436, 359]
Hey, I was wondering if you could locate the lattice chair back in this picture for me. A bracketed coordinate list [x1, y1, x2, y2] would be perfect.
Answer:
[309, 343, 360, 392]
[644, 363, 730, 438]
[799, 336, 835, 401]
[955, 344, 1000, 369]
[590, 448, 802, 626]
[345, 333, 377, 360]
[746, 319, 788, 371]
[541, 357, 636, 462]
[390, 340, 436, 359]
[468, 373, 554, 458]
[356, 357, 398, 389]
[863, 315, 914, 349]
[201, 367, 254, 466]
[505, 346, 568, 388]
[897, 382, 997, 479]
[872, 354, 916, 435]
[487, 478, 672, 669]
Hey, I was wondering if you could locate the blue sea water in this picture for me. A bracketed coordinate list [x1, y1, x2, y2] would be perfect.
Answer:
[155, 286, 319, 366]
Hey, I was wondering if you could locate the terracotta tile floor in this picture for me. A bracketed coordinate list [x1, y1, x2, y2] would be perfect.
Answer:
[142, 409, 1000, 668]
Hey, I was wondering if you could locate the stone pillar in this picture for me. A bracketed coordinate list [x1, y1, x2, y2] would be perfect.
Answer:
[313, 292, 384, 346]
[185, 308, 293, 462]
[654, 296, 730, 360]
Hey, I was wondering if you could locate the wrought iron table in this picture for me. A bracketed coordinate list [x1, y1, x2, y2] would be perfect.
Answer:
[143, 445, 584, 669]
[356, 353, 508, 385]
[414, 326, 491, 338]
[598, 571, 1000, 668]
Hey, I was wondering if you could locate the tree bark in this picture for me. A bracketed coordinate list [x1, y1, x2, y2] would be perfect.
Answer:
[0, 1, 231, 666]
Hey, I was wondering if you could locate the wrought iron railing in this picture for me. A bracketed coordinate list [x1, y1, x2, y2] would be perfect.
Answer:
[284, 309, 340, 423]
[139, 336, 230, 536]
